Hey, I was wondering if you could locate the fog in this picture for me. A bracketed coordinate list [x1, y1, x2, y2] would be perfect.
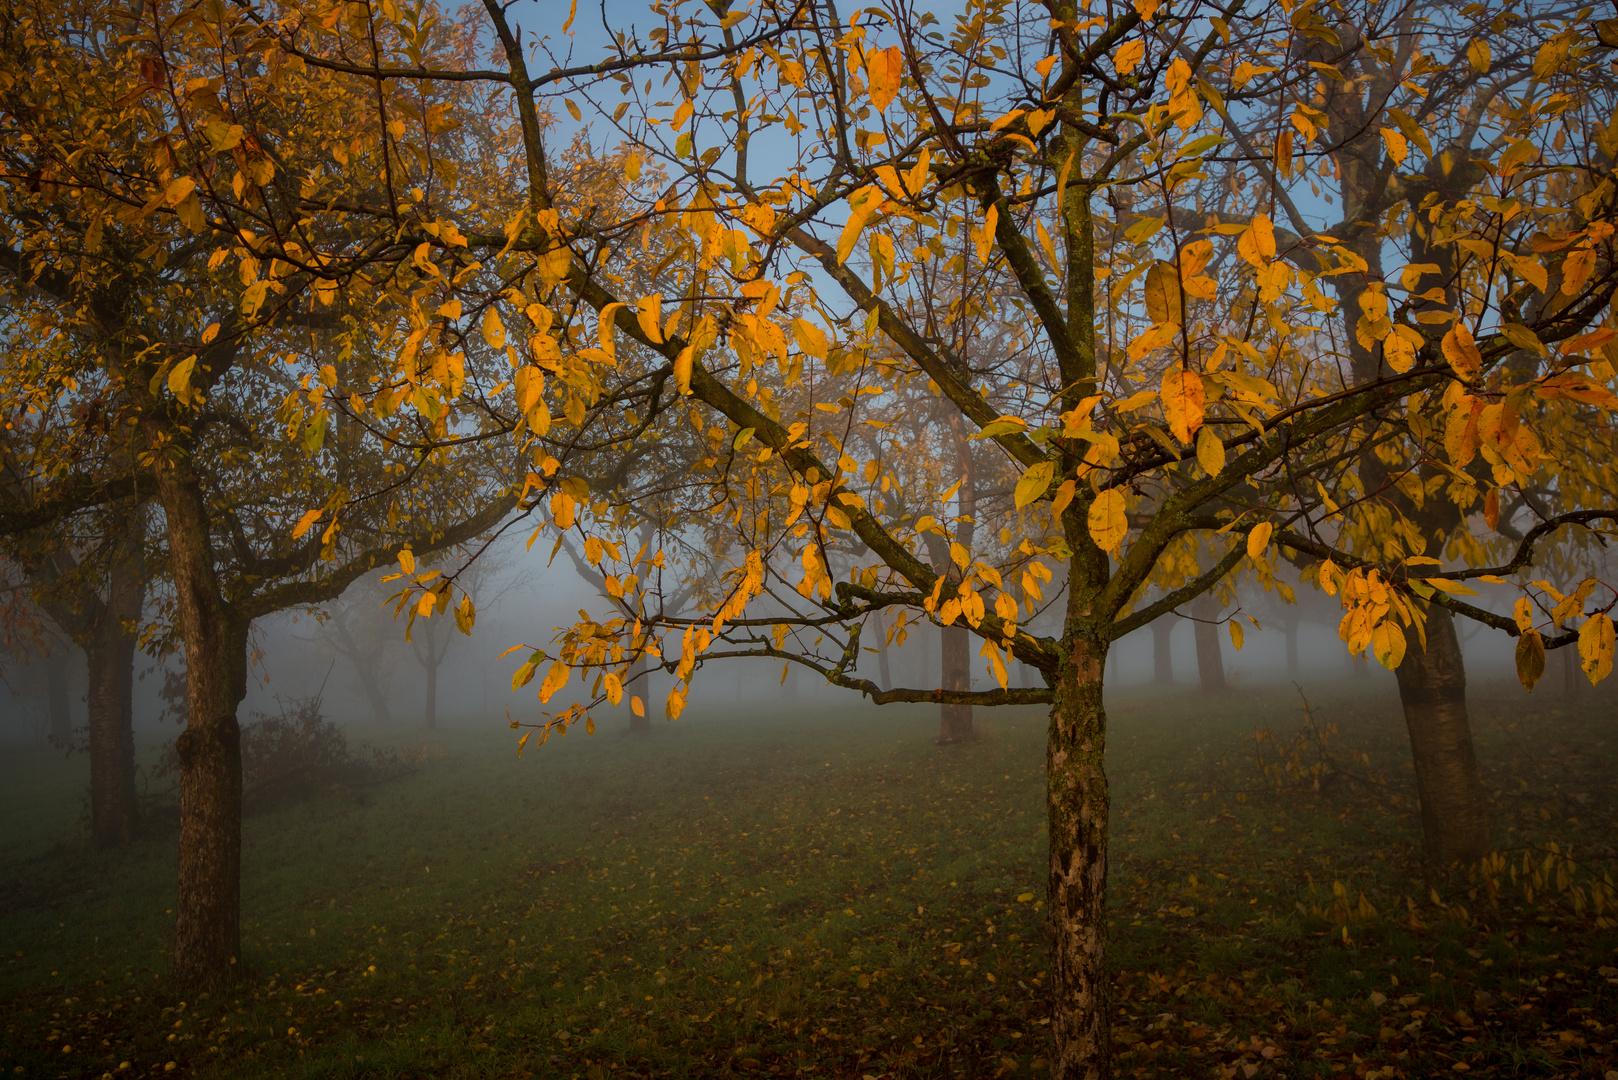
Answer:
[0, 548, 1552, 743]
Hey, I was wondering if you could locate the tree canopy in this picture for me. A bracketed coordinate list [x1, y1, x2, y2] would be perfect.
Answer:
[6, 0, 1618, 1074]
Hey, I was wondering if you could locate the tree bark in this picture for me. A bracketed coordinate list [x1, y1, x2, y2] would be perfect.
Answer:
[46, 643, 72, 745]
[1392, 605, 1490, 865]
[157, 460, 247, 988]
[1192, 594, 1226, 692]
[1047, 635, 1109, 1079]
[939, 623, 973, 742]
[1150, 619, 1173, 685]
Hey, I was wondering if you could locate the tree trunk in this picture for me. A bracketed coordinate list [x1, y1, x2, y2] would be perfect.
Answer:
[874, 611, 892, 692]
[46, 644, 73, 745]
[1150, 620, 1173, 685]
[939, 623, 973, 742]
[1393, 605, 1490, 865]
[1284, 615, 1300, 683]
[1192, 594, 1226, 692]
[423, 658, 438, 730]
[335, 620, 394, 725]
[1047, 635, 1110, 1079]
[157, 461, 246, 988]
[85, 638, 139, 848]
[1561, 644, 1581, 698]
[85, 537, 147, 848]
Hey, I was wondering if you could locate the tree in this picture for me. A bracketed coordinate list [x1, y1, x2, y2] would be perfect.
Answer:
[0, 0, 524, 986]
[16, 503, 150, 847]
[174, 2, 1618, 1075]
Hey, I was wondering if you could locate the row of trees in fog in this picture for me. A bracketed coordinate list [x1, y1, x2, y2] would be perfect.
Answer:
[5, 0, 1618, 1075]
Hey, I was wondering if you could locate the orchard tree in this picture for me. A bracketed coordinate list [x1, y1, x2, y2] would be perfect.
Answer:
[0, 0, 524, 985]
[215, 0, 1618, 1075]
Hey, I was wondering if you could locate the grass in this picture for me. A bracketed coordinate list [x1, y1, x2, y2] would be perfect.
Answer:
[1, 677, 1616, 1079]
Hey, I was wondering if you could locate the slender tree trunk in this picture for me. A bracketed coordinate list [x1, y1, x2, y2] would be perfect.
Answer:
[1284, 615, 1300, 683]
[1192, 594, 1226, 692]
[1150, 620, 1173, 685]
[1561, 644, 1581, 698]
[1393, 605, 1491, 865]
[1048, 635, 1110, 1079]
[424, 659, 438, 730]
[874, 610, 892, 692]
[940, 624, 973, 742]
[46, 645, 73, 745]
[157, 461, 246, 988]
[335, 621, 394, 725]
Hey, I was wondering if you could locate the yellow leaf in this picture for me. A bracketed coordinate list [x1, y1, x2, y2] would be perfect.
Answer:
[398, 548, 416, 575]
[604, 672, 623, 705]
[1467, 39, 1491, 73]
[513, 366, 544, 413]
[666, 686, 686, 720]
[793, 318, 828, 359]
[481, 306, 506, 349]
[836, 186, 882, 265]
[866, 46, 903, 112]
[1372, 620, 1406, 671]
[1380, 127, 1408, 166]
[1051, 478, 1077, 519]
[1113, 39, 1145, 75]
[1160, 368, 1205, 444]
[673, 346, 694, 395]
[551, 490, 577, 530]
[631, 695, 645, 717]
[1237, 213, 1276, 266]
[1229, 620, 1244, 650]
[1383, 325, 1421, 374]
[949, 541, 969, 570]
[1442, 322, 1482, 378]
[168, 355, 198, 404]
[1195, 425, 1225, 476]
[974, 203, 999, 264]
[1144, 260, 1182, 324]
[636, 294, 664, 343]
[537, 661, 570, 703]
[1014, 461, 1057, 509]
[291, 509, 323, 539]
[1016, 891, 1035, 902]
[624, 152, 642, 181]
[165, 175, 196, 206]
[1579, 612, 1615, 684]
[1513, 596, 1535, 634]
[1247, 520, 1273, 560]
[1087, 488, 1127, 553]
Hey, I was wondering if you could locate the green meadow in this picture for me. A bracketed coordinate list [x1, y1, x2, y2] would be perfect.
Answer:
[2, 679, 1615, 1079]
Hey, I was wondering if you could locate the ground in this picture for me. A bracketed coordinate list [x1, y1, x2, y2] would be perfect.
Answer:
[1, 677, 1615, 1079]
